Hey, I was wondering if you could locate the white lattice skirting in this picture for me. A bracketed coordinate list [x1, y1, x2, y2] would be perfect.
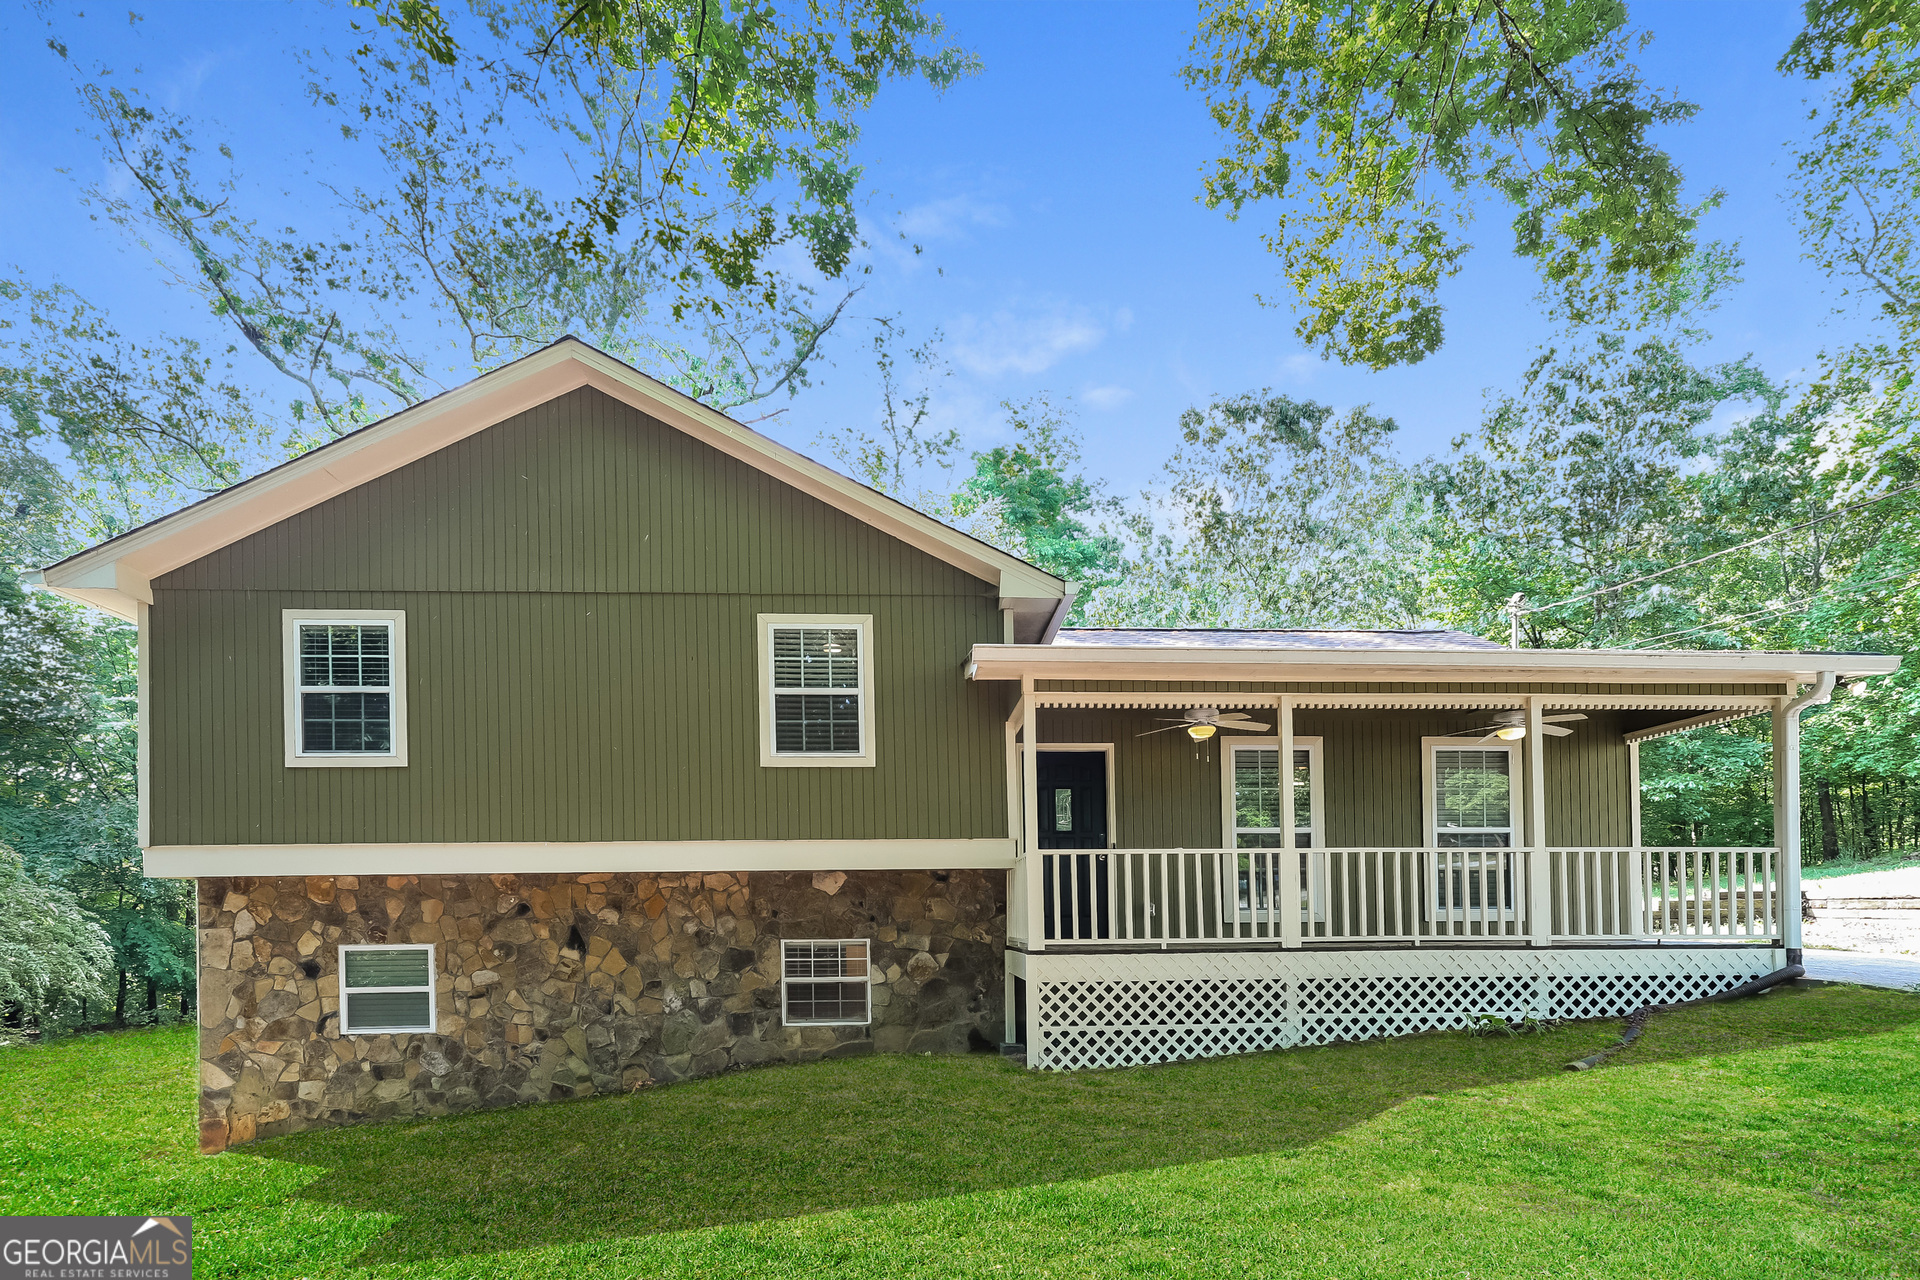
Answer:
[1009, 945, 1783, 1072]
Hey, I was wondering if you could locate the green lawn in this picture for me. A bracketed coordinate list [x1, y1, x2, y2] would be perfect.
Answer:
[3, 987, 1918, 1278]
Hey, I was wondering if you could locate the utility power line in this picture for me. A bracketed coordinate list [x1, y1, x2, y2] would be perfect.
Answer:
[1624, 568, 1919, 648]
[1515, 480, 1920, 619]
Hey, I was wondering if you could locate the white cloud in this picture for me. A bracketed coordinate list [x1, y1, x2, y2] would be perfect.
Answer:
[1275, 352, 1319, 384]
[896, 195, 1010, 241]
[950, 301, 1105, 377]
[1082, 385, 1135, 410]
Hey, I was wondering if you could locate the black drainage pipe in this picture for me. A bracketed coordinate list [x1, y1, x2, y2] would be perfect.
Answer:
[1564, 964, 1806, 1072]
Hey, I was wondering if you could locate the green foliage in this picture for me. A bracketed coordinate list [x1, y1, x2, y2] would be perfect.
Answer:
[1638, 725, 1774, 847]
[0, 560, 193, 1029]
[1084, 391, 1424, 627]
[351, 0, 978, 303]
[0, 844, 114, 1035]
[1782, 0, 1920, 114]
[949, 396, 1120, 601]
[1185, 0, 1712, 368]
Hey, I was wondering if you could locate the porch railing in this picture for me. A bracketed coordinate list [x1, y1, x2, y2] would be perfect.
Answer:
[1550, 847, 1781, 940]
[1010, 846, 1781, 949]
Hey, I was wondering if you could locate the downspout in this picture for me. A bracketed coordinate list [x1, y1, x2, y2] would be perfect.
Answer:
[1038, 582, 1079, 645]
[1565, 962, 1806, 1071]
[1785, 670, 1837, 718]
[1779, 670, 1836, 965]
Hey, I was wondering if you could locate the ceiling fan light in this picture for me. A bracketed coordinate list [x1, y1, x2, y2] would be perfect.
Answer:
[1494, 725, 1526, 741]
[1188, 723, 1217, 741]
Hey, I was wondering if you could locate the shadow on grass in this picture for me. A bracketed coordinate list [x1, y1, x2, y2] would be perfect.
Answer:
[257, 984, 1920, 1266]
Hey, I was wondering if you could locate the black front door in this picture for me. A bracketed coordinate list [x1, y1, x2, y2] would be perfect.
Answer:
[1038, 751, 1109, 938]
[1037, 751, 1108, 850]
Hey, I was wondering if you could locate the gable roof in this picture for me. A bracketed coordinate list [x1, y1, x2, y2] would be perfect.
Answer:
[39, 337, 1069, 634]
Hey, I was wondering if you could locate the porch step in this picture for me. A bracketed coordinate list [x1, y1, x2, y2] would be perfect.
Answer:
[999, 1042, 1027, 1066]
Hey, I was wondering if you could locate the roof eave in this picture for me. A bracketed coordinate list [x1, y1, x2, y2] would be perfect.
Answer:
[42, 338, 1066, 616]
[966, 643, 1903, 685]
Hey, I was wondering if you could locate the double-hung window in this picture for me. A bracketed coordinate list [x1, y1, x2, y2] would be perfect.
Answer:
[1228, 741, 1321, 850]
[757, 614, 874, 767]
[283, 610, 408, 767]
[1424, 742, 1520, 917]
[781, 940, 871, 1026]
[1225, 740, 1321, 917]
[339, 944, 436, 1034]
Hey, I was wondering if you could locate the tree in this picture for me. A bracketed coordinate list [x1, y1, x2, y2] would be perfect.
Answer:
[949, 396, 1121, 608]
[1082, 391, 1425, 628]
[1184, 0, 1712, 368]
[0, 844, 115, 1037]
[1424, 328, 1774, 647]
[355, 0, 978, 281]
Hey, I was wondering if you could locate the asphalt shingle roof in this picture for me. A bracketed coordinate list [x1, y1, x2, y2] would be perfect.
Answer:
[1052, 628, 1508, 652]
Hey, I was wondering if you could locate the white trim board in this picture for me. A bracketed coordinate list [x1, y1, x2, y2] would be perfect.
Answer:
[143, 837, 1017, 878]
[973, 644, 1898, 685]
[41, 338, 1065, 624]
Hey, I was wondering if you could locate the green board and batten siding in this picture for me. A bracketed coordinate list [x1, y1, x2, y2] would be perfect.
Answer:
[1036, 708, 1639, 850]
[149, 386, 1009, 845]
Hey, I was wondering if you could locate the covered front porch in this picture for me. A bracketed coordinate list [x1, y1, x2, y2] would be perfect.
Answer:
[966, 630, 1897, 1070]
[1003, 689, 1795, 953]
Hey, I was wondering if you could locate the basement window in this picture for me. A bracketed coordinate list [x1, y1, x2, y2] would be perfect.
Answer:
[339, 944, 437, 1034]
[781, 940, 871, 1026]
[283, 610, 408, 767]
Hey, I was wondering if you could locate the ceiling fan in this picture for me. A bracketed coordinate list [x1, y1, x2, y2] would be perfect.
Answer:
[1442, 710, 1587, 744]
[1137, 707, 1271, 742]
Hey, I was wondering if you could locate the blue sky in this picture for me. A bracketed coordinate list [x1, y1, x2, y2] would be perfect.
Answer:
[0, 1, 1867, 503]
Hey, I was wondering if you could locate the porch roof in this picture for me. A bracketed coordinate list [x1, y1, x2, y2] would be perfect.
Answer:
[967, 633, 1901, 687]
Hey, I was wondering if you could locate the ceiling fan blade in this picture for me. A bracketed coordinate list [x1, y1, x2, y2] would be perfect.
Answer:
[1541, 713, 1588, 723]
[1443, 726, 1495, 736]
[1539, 724, 1574, 736]
[1216, 721, 1271, 732]
[1476, 732, 1501, 745]
[1135, 724, 1186, 737]
[1215, 712, 1258, 721]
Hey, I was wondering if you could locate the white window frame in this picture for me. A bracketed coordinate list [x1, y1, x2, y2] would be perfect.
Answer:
[1221, 737, 1323, 850]
[757, 614, 875, 768]
[779, 939, 873, 1027]
[1421, 738, 1522, 922]
[338, 943, 437, 1035]
[283, 609, 408, 768]
[1421, 738, 1520, 848]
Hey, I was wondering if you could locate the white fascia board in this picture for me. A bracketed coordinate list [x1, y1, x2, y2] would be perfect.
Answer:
[43, 340, 1065, 615]
[967, 643, 1902, 686]
[143, 837, 1018, 878]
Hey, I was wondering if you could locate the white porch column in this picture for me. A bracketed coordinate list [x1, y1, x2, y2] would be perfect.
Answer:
[1774, 693, 1802, 956]
[1021, 677, 1043, 950]
[1278, 695, 1301, 949]
[1773, 672, 1835, 959]
[1525, 695, 1553, 945]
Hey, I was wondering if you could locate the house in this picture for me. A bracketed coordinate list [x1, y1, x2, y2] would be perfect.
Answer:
[39, 338, 1901, 1151]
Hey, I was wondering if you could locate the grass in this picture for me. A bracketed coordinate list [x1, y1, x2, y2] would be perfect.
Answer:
[4, 987, 1920, 1278]
[1804, 854, 1920, 881]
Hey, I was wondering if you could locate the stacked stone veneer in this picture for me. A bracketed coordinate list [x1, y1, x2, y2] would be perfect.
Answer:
[195, 868, 1004, 1151]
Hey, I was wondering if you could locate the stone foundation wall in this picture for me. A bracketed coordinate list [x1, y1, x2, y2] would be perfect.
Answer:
[195, 868, 1005, 1151]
